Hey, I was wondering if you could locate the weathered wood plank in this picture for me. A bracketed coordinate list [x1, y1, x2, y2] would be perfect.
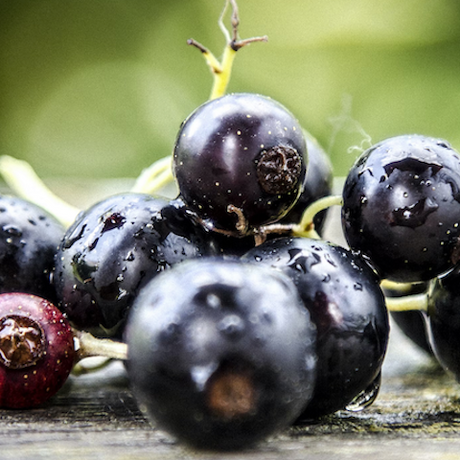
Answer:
[0, 323, 458, 460]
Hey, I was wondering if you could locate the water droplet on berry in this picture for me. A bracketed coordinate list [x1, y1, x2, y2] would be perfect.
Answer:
[206, 293, 222, 309]
[218, 315, 245, 338]
[191, 363, 218, 392]
[3, 226, 22, 237]
[64, 224, 86, 249]
[390, 198, 438, 228]
[345, 372, 381, 412]
[101, 213, 126, 233]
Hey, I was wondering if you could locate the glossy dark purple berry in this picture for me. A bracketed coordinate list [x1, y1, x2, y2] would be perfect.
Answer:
[54, 193, 214, 338]
[0, 194, 64, 302]
[427, 269, 460, 379]
[126, 258, 317, 451]
[173, 93, 307, 236]
[242, 237, 389, 419]
[342, 134, 460, 283]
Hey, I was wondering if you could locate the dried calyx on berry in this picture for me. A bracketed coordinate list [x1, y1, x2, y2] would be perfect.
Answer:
[256, 145, 302, 194]
[0, 315, 46, 370]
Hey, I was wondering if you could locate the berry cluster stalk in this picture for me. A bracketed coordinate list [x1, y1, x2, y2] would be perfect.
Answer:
[188, 0, 267, 100]
[0, 155, 80, 227]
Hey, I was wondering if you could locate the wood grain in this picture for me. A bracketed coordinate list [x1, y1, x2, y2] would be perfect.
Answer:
[0, 322, 458, 460]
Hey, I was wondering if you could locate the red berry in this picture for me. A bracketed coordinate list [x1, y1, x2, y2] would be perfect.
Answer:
[0, 293, 75, 408]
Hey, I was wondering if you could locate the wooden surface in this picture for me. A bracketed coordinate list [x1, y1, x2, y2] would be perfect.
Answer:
[1, 321, 459, 460]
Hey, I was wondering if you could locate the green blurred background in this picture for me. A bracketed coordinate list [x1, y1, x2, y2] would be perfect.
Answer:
[1, 0, 460, 184]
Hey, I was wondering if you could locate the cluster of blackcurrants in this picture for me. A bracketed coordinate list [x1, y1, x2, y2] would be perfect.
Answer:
[1, 90, 460, 451]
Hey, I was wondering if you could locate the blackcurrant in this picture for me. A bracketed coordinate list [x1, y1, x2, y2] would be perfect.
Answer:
[173, 93, 307, 236]
[242, 236, 389, 418]
[54, 193, 215, 338]
[427, 269, 460, 380]
[0, 194, 64, 302]
[0, 293, 75, 408]
[342, 134, 460, 283]
[125, 258, 317, 450]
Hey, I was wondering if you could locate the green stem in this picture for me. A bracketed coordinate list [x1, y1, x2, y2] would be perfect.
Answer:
[385, 292, 429, 313]
[71, 357, 115, 376]
[292, 194, 343, 238]
[0, 155, 80, 228]
[209, 45, 237, 100]
[188, 0, 267, 101]
[130, 155, 174, 195]
[380, 279, 421, 295]
[73, 329, 128, 362]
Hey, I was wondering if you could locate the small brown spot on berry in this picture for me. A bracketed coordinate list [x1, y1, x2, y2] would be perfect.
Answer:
[0, 315, 46, 369]
[256, 145, 302, 194]
[206, 367, 256, 420]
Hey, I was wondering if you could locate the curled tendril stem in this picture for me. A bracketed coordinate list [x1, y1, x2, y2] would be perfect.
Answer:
[227, 204, 249, 235]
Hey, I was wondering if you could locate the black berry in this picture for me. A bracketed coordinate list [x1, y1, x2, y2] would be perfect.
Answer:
[173, 93, 307, 236]
[342, 134, 460, 282]
[242, 237, 389, 418]
[54, 193, 214, 337]
[125, 258, 317, 450]
[0, 195, 64, 302]
[427, 269, 460, 379]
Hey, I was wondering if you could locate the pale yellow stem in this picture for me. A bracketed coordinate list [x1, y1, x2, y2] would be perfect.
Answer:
[385, 292, 429, 313]
[209, 46, 237, 100]
[0, 155, 80, 228]
[292, 194, 343, 237]
[131, 156, 174, 195]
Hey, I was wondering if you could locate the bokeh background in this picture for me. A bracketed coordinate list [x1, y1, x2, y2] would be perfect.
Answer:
[1, 0, 460, 184]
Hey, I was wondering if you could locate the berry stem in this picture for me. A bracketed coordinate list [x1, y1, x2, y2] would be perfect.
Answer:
[256, 195, 344, 241]
[209, 45, 237, 101]
[131, 155, 174, 195]
[0, 155, 80, 228]
[73, 329, 128, 362]
[292, 195, 344, 238]
[384, 292, 428, 313]
[71, 357, 115, 376]
[227, 204, 249, 235]
[188, 0, 267, 100]
[380, 279, 423, 295]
